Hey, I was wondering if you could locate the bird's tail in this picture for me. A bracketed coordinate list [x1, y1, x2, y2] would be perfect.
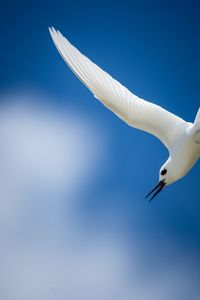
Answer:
[192, 108, 200, 143]
[194, 107, 200, 125]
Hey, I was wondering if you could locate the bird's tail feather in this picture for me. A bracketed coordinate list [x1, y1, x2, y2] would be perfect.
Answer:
[191, 108, 200, 143]
[194, 107, 200, 125]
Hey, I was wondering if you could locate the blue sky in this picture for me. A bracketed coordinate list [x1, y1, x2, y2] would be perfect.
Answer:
[0, 0, 200, 298]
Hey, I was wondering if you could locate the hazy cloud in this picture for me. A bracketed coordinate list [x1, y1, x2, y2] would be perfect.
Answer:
[0, 92, 199, 300]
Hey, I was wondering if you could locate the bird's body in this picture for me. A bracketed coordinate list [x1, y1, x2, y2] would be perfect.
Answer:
[163, 123, 200, 185]
[49, 27, 200, 200]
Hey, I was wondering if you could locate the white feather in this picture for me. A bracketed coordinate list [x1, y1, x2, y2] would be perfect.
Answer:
[49, 27, 186, 150]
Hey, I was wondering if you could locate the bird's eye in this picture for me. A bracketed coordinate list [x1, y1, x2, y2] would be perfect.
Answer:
[161, 169, 167, 176]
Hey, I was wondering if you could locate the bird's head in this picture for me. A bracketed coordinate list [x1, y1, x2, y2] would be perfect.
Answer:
[145, 159, 176, 202]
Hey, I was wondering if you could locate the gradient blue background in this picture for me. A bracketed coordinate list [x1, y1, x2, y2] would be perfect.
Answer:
[1, 0, 200, 297]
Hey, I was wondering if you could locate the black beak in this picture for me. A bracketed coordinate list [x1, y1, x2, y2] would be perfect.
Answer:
[145, 180, 166, 202]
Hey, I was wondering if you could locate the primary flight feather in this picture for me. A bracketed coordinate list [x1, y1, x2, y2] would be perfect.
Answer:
[49, 27, 200, 201]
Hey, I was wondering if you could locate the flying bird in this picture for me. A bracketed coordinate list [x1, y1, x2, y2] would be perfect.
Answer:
[49, 27, 200, 201]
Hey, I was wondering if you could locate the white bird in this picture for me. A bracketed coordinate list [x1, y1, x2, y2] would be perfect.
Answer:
[49, 27, 200, 201]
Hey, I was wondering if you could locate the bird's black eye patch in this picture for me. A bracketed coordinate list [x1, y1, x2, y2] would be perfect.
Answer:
[161, 168, 167, 175]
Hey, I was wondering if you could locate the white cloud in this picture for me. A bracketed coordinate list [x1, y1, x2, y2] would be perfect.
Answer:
[0, 91, 199, 300]
[0, 96, 103, 192]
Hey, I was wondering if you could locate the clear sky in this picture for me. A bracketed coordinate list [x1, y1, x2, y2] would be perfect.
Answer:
[0, 0, 200, 299]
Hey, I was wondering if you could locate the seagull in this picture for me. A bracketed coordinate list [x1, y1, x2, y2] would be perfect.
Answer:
[49, 27, 200, 201]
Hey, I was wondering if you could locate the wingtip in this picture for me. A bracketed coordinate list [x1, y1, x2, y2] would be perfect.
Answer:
[49, 26, 57, 35]
[49, 26, 53, 35]
[49, 27, 64, 41]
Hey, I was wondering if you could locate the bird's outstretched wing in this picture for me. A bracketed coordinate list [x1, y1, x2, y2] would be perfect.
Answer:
[49, 27, 186, 150]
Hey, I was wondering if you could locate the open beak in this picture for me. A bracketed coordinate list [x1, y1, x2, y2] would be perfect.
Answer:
[145, 180, 166, 202]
